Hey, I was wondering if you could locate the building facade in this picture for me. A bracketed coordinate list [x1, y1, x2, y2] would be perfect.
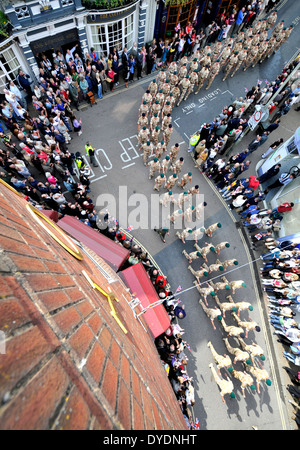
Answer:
[0, 0, 156, 86]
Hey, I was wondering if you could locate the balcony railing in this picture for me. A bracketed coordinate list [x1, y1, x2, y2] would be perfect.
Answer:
[82, 0, 136, 10]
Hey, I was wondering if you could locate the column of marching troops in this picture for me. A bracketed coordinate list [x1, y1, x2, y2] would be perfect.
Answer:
[135, 10, 291, 403]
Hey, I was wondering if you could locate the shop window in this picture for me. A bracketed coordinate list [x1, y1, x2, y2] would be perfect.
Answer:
[0, 47, 22, 89]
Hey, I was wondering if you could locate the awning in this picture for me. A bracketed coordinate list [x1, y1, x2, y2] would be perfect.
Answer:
[57, 215, 130, 271]
[120, 262, 171, 339]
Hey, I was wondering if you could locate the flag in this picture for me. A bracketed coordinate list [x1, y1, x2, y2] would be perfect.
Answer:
[264, 79, 269, 84]
[186, 342, 192, 352]
[194, 418, 199, 430]
[176, 285, 182, 292]
[257, 79, 262, 85]
[127, 225, 134, 231]
[244, 87, 248, 92]
[175, 23, 180, 32]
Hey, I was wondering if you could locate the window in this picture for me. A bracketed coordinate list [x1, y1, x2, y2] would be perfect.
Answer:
[0, 47, 22, 90]
[89, 12, 135, 58]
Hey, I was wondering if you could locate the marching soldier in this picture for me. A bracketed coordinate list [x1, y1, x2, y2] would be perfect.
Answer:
[172, 156, 184, 175]
[232, 39, 243, 54]
[164, 91, 176, 109]
[200, 52, 211, 69]
[195, 65, 209, 94]
[148, 157, 161, 179]
[150, 112, 160, 132]
[182, 249, 202, 264]
[161, 79, 171, 96]
[205, 59, 220, 89]
[153, 173, 165, 191]
[188, 57, 199, 74]
[169, 143, 180, 164]
[171, 83, 181, 103]
[222, 52, 239, 81]
[271, 19, 285, 39]
[195, 200, 207, 219]
[252, 19, 263, 35]
[157, 68, 166, 89]
[281, 24, 294, 44]
[176, 227, 193, 244]
[162, 101, 172, 119]
[243, 44, 259, 71]
[138, 100, 149, 118]
[214, 241, 230, 255]
[166, 173, 178, 189]
[193, 243, 215, 263]
[250, 32, 260, 48]
[259, 27, 269, 44]
[259, 38, 274, 62]
[163, 123, 173, 146]
[230, 48, 247, 77]
[142, 89, 153, 106]
[161, 155, 171, 174]
[160, 190, 173, 207]
[210, 41, 222, 63]
[155, 89, 165, 107]
[148, 79, 157, 97]
[169, 71, 178, 89]
[151, 125, 161, 146]
[266, 10, 277, 29]
[155, 140, 167, 159]
[151, 100, 161, 119]
[138, 125, 150, 145]
[219, 44, 232, 67]
[178, 54, 189, 67]
[272, 32, 285, 55]
[184, 69, 198, 101]
[252, 39, 268, 67]
[168, 60, 178, 74]
[176, 75, 191, 106]
[205, 222, 222, 237]
[141, 140, 153, 166]
[169, 208, 184, 223]
[162, 113, 172, 132]
[178, 63, 188, 82]
[137, 112, 148, 132]
[188, 184, 199, 196]
[178, 171, 192, 189]
[184, 204, 195, 222]
[175, 191, 191, 208]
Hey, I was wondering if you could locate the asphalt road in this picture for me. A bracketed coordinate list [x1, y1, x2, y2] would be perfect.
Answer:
[68, 0, 300, 430]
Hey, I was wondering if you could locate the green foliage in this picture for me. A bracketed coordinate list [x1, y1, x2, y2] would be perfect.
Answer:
[0, 10, 9, 39]
[83, 0, 127, 8]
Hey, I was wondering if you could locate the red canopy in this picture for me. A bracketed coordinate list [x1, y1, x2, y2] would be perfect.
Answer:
[57, 215, 130, 271]
[120, 262, 170, 339]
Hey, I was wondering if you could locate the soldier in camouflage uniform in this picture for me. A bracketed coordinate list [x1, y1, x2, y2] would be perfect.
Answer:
[160, 190, 173, 207]
[169, 71, 178, 89]
[162, 113, 172, 131]
[271, 20, 285, 39]
[178, 171, 192, 189]
[210, 42, 222, 63]
[266, 10, 277, 29]
[163, 124, 173, 146]
[252, 40, 268, 67]
[195, 65, 209, 94]
[188, 57, 199, 74]
[138, 100, 149, 118]
[151, 100, 161, 119]
[166, 173, 178, 189]
[206, 59, 220, 89]
[230, 48, 247, 77]
[219, 44, 232, 67]
[164, 91, 176, 109]
[157, 68, 167, 90]
[243, 44, 259, 71]
[162, 101, 172, 119]
[142, 140, 153, 165]
[137, 112, 148, 132]
[177, 75, 190, 106]
[184, 70, 197, 101]
[200, 52, 211, 69]
[142, 89, 152, 106]
[172, 156, 184, 175]
[151, 125, 161, 146]
[138, 125, 150, 145]
[169, 143, 180, 164]
[155, 89, 165, 107]
[178, 63, 188, 82]
[162, 79, 171, 96]
[148, 157, 161, 179]
[155, 140, 167, 159]
[171, 83, 181, 103]
[150, 112, 159, 131]
[148, 79, 157, 97]
[161, 155, 171, 174]
[153, 173, 165, 191]
[168, 60, 178, 74]
[222, 52, 239, 81]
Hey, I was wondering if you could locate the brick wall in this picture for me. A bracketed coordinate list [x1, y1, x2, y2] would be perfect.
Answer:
[0, 184, 187, 430]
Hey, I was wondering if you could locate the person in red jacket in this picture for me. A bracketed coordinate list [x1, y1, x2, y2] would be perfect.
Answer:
[248, 176, 259, 190]
[276, 202, 294, 214]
